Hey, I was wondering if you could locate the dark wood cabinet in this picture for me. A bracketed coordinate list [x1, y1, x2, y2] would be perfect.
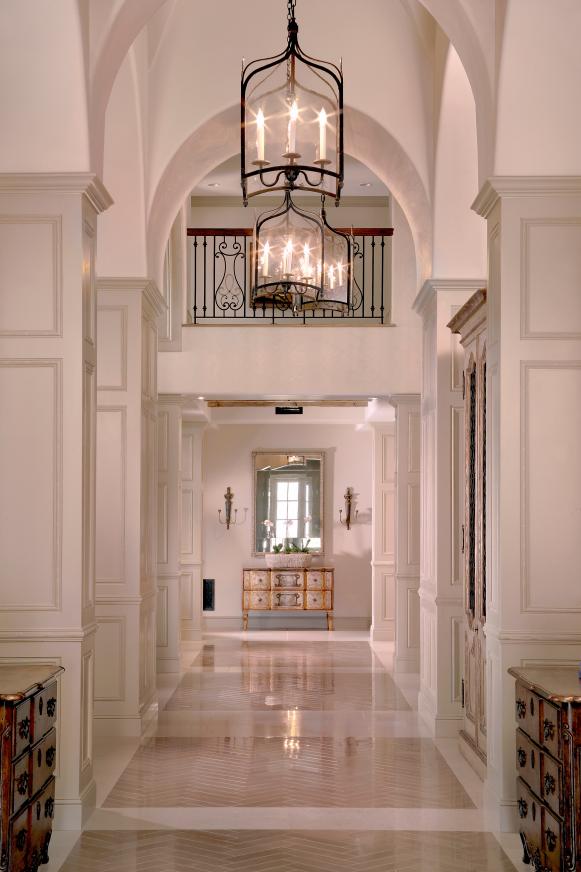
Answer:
[0, 665, 63, 872]
[509, 667, 581, 871]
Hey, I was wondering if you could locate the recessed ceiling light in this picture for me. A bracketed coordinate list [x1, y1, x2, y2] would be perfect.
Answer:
[207, 182, 220, 188]
[197, 395, 205, 400]
[360, 182, 372, 188]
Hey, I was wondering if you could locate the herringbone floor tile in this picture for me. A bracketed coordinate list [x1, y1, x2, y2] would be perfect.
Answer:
[103, 736, 474, 808]
[166, 670, 409, 711]
[59, 830, 517, 872]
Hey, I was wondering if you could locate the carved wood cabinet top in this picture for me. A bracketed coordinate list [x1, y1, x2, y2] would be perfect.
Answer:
[0, 664, 64, 702]
[509, 666, 581, 705]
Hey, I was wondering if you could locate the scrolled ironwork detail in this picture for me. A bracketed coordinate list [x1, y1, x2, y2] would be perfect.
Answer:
[516, 698, 526, 719]
[543, 719, 555, 741]
[44, 796, 54, 819]
[517, 748, 527, 768]
[214, 238, 246, 313]
[15, 829, 26, 852]
[45, 746, 56, 769]
[18, 717, 30, 739]
[518, 798, 528, 819]
[46, 697, 57, 718]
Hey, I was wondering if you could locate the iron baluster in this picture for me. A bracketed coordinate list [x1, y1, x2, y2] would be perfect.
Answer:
[380, 235, 385, 323]
[193, 237, 198, 324]
[361, 235, 366, 317]
[202, 236, 207, 318]
[370, 236, 376, 317]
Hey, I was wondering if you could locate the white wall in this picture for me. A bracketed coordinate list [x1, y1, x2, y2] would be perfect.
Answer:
[202, 422, 372, 623]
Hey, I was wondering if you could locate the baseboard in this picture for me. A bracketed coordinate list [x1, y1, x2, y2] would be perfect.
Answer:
[55, 778, 96, 830]
[202, 615, 370, 632]
[394, 654, 420, 674]
[156, 656, 181, 673]
[370, 627, 394, 641]
[181, 627, 203, 641]
[459, 730, 487, 780]
[93, 704, 158, 738]
[418, 701, 463, 738]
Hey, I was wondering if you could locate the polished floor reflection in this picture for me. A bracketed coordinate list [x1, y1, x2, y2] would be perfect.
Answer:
[51, 632, 520, 871]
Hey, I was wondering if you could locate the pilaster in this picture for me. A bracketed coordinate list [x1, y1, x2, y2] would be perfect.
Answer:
[180, 420, 206, 642]
[412, 278, 485, 737]
[94, 277, 165, 736]
[0, 173, 112, 827]
[473, 176, 581, 830]
[390, 394, 421, 673]
[370, 421, 396, 641]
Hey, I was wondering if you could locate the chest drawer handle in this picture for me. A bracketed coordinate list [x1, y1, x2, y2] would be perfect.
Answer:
[543, 719, 555, 741]
[46, 697, 57, 718]
[44, 797, 54, 819]
[18, 717, 30, 740]
[545, 828, 558, 852]
[38, 697, 43, 716]
[518, 798, 528, 819]
[16, 772, 29, 795]
[36, 801, 41, 821]
[517, 748, 527, 767]
[45, 746, 56, 769]
[516, 699, 526, 719]
[15, 830, 26, 852]
[544, 773, 556, 795]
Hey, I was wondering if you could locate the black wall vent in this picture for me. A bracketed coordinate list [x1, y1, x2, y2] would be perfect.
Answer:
[203, 579, 215, 611]
[275, 406, 303, 415]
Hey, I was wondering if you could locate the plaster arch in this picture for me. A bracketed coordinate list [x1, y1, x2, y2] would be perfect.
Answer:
[146, 105, 432, 290]
[90, 0, 489, 185]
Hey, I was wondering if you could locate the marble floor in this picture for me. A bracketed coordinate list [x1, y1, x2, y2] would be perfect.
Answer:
[47, 631, 524, 871]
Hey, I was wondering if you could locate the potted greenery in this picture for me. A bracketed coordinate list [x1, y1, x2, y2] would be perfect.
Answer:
[265, 540, 312, 568]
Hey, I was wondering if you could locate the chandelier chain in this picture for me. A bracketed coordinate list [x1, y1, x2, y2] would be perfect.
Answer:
[287, 0, 296, 21]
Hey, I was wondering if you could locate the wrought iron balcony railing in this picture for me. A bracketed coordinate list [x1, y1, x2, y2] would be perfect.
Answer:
[187, 227, 393, 325]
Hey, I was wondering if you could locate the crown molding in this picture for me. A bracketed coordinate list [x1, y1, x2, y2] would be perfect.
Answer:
[472, 176, 581, 218]
[97, 276, 166, 316]
[447, 288, 487, 334]
[412, 278, 486, 315]
[0, 173, 113, 213]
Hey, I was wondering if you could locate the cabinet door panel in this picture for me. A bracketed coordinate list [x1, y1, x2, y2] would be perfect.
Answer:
[248, 590, 270, 609]
[272, 590, 304, 609]
[306, 591, 324, 610]
[249, 571, 270, 590]
[306, 571, 324, 590]
[272, 572, 303, 590]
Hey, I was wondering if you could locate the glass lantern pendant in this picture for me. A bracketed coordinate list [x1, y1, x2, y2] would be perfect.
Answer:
[241, 0, 344, 205]
[252, 190, 352, 314]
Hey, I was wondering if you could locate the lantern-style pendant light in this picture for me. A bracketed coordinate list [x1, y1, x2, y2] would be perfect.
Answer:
[252, 191, 352, 313]
[241, 0, 344, 205]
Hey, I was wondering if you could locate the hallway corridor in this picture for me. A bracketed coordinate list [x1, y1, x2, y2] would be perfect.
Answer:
[52, 633, 520, 871]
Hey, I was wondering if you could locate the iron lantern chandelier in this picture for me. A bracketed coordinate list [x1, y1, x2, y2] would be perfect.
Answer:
[252, 190, 352, 313]
[241, 0, 344, 205]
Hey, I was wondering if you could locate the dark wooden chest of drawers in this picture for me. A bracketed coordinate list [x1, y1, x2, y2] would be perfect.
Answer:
[509, 667, 581, 872]
[0, 665, 63, 872]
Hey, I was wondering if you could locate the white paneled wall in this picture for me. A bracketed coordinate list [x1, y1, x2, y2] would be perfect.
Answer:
[413, 279, 485, 736]
[156, 397, 184, 672]
[94, 278, 164, 736]
[391, 395, 421, 672]
[0, 174, 111, 828]
[473, 177, 581, 831]
[180, 421, 204, 641]
[371, 424, 396, 641]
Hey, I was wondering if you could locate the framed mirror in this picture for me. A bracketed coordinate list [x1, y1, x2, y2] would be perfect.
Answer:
[253, 451, 324, 555]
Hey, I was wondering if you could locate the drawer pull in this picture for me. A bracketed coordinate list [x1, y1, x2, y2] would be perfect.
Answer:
[45, 746, 56, 769]
[36, 801, 41, 820]
[531, 749, 535, 769]
[46, 697, 57, 718]
[16, 772, 29, 795]
[18, 717, 30, 739]
[38, 697, 43, 716]
[518, 798, 528, 819]
[15, 829, 27, 852]
[44, 797, 54, 819]
[545, 828, 558, 852]
[517, 748, 527, 768]
[544, 773, 556, 795]
[516, 699, 526, 719]
[543, 719, 555, 741]
[530, 698, 535, 716]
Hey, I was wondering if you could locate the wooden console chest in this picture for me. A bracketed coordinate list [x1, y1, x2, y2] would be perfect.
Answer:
[0, 664, 63, 872]
[242, 567, 334, 630]
[509, 667, 581, 871]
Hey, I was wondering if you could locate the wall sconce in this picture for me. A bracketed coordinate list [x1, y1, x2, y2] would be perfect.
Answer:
[339, 487, 358, 530]
[218, 486, 247, 530]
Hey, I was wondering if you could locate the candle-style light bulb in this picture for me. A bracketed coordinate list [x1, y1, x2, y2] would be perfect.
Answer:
[302, 242, 311, 277]
[337, 261, 344, 285]
[318, 108, 327, 162]
[287, 100, 299, 155]
[328, 264, 335, 290]
[256, 108, 265, 162]
[282, 239, 293, 275]
[261, 241, 270, 277]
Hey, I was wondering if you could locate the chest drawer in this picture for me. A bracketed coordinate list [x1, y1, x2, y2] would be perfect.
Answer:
[12, 753, 31, 816]
[272, 572, 303, 590]
[13, 699, 33, 759]
[32, 728, 57, 796]
[540, 699, 560, 758]
[243, 590, 270, 609]
[247, 570, 270, 590]
[518, 778, 562, 872]
[30, 777, 55, 868]
[305, 590, 332, 610]
[515, 683, 539, 743]
[516, 729, 562, 819]
[272, 590, 304, 609]
[306, 570, 333, 590]
[34, 682, 58, 742]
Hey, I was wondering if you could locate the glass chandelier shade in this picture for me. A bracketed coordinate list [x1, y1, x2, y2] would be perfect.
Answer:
[241, 1, 344, 205]
[252, 190, 352, 313]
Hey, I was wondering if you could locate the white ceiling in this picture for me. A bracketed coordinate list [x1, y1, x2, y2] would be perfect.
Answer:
[191, 154, 390, 199]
